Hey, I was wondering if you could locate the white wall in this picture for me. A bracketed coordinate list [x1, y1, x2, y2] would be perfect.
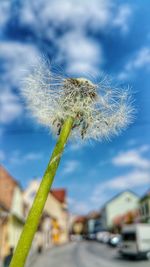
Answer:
[9, 186, 24, 248]
[24, 180, 69, 243]
[8, 217, 23, 248]
[11, 186, 23, 219]
[106, 191, 139, 228]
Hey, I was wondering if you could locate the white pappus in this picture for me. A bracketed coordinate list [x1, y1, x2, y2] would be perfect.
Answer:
[22, 62, 134, 141]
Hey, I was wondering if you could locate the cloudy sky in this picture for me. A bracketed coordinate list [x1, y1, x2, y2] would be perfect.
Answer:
[0, 0, 150, 214]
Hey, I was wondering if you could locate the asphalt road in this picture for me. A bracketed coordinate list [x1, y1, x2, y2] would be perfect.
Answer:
[29, 241, 150, 267]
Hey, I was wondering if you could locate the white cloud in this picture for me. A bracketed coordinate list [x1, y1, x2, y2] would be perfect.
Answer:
[69, 143, 82, 151]
[0, 150, 5, 162]
[63, 160, 79, 175]
[107, 170, 150, 190]
[91, 169, 150, 206]
[112, 147, 150, 169]
[91, 145, 150, 206]
[56, 31, 102, 75]
[139, 145, 150, 153]
[0, 41, 40, 86]
[21, 0, 111, 31]
[0, 41, 41, 124]
[68, 197, 90, 214]
[19, 1, 133, 77]
[0, 1, 10, 29]
[7, 150, 43, 165]
[21, 0, 132, 35]
[113, 5, 132, 33]
[118, 47, 150, 79]
[68, 142, 87, 152]
[23, 152, 43, 161]
[0, 88, 23, 124]
[0, 1, 134, 128]
[68, 148, 149, 213]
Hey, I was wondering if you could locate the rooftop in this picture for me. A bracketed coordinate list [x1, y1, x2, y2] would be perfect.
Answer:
[0, 165, 20, 210]
[51, 189, 66, 203]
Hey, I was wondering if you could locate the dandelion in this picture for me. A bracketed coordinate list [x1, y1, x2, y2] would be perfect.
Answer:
[9, 62, 134, 267]
[22, 64, 133, 140]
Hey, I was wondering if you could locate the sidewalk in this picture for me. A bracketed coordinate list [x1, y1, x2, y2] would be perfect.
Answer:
[25, 246, 53, 267]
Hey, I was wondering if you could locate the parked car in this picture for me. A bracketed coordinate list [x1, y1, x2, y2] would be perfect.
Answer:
[89, 233, 96, 240]
[70, 234, 83, 241]
[108, 234, 122, 247]
[119, 224, 150, 260]
[96, 231, 110, 243]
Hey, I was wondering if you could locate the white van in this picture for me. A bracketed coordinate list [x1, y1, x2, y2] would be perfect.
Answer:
[119, 224, 150, 260]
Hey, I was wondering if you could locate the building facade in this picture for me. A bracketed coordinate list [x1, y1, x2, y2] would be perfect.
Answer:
[139, 190, 150, 223]
[23, 180, 69, 248]
[0, 166, 24, 259]
[71, 216, 87, 236]
[84, 211, 102, 238]
[100, 191, 139, 230]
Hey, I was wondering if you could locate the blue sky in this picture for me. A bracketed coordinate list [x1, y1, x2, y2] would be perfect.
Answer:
[0, 0, 150, 214]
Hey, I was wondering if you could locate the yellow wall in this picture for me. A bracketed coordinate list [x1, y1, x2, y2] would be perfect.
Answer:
[23, 180, 69, 245]
[8, 216, 23, 249]
[0, 186, 24, 259]
[44, 193, 68, 244]
[0, 218, 9, 258]
[8, 186, 24, 251]
[11, 187, 23, 220]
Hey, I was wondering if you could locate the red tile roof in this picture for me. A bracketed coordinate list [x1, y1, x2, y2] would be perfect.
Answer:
[0, 165, 18, 210]
[75, 216, 87, 223]
[51, 189, 66, 203]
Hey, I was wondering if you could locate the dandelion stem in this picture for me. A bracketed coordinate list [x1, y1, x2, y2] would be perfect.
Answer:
[9, 116, 74, 267]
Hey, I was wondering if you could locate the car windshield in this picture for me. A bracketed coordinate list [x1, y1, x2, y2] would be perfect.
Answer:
[122, 232, 136, 241]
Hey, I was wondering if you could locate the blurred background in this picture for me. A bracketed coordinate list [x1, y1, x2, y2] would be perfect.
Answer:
[0, 0, 150, 266]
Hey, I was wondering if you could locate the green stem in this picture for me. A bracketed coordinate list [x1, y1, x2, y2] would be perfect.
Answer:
[9, 117, 74, 267]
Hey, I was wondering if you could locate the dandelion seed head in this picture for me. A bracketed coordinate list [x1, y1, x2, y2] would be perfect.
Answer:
[22, 61, 134, 141]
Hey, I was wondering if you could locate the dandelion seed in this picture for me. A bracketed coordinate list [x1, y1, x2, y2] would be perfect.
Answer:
[22, 62, 134, 141]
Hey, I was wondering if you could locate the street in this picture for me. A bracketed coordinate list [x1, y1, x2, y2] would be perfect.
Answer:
[28, 241, 150, 267]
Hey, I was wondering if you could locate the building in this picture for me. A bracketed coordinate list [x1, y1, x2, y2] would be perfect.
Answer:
[0, 203, 9, 262]
[71, 216, 87, 236]
[85, 211, 101, 238]
[139, 190, 150, 223]
[113, 209, 140, 227]
[23, 180, 69, 248]
[44, 189, 68, 245]
[0, 166, 24, 259]
[100, 190, 139, 230]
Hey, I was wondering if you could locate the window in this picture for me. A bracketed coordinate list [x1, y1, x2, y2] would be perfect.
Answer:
[145, 202, 149, 216]
[122, 232, 136, 241]
[142, 205, 145, 216]
[126, 197, 131, 202]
